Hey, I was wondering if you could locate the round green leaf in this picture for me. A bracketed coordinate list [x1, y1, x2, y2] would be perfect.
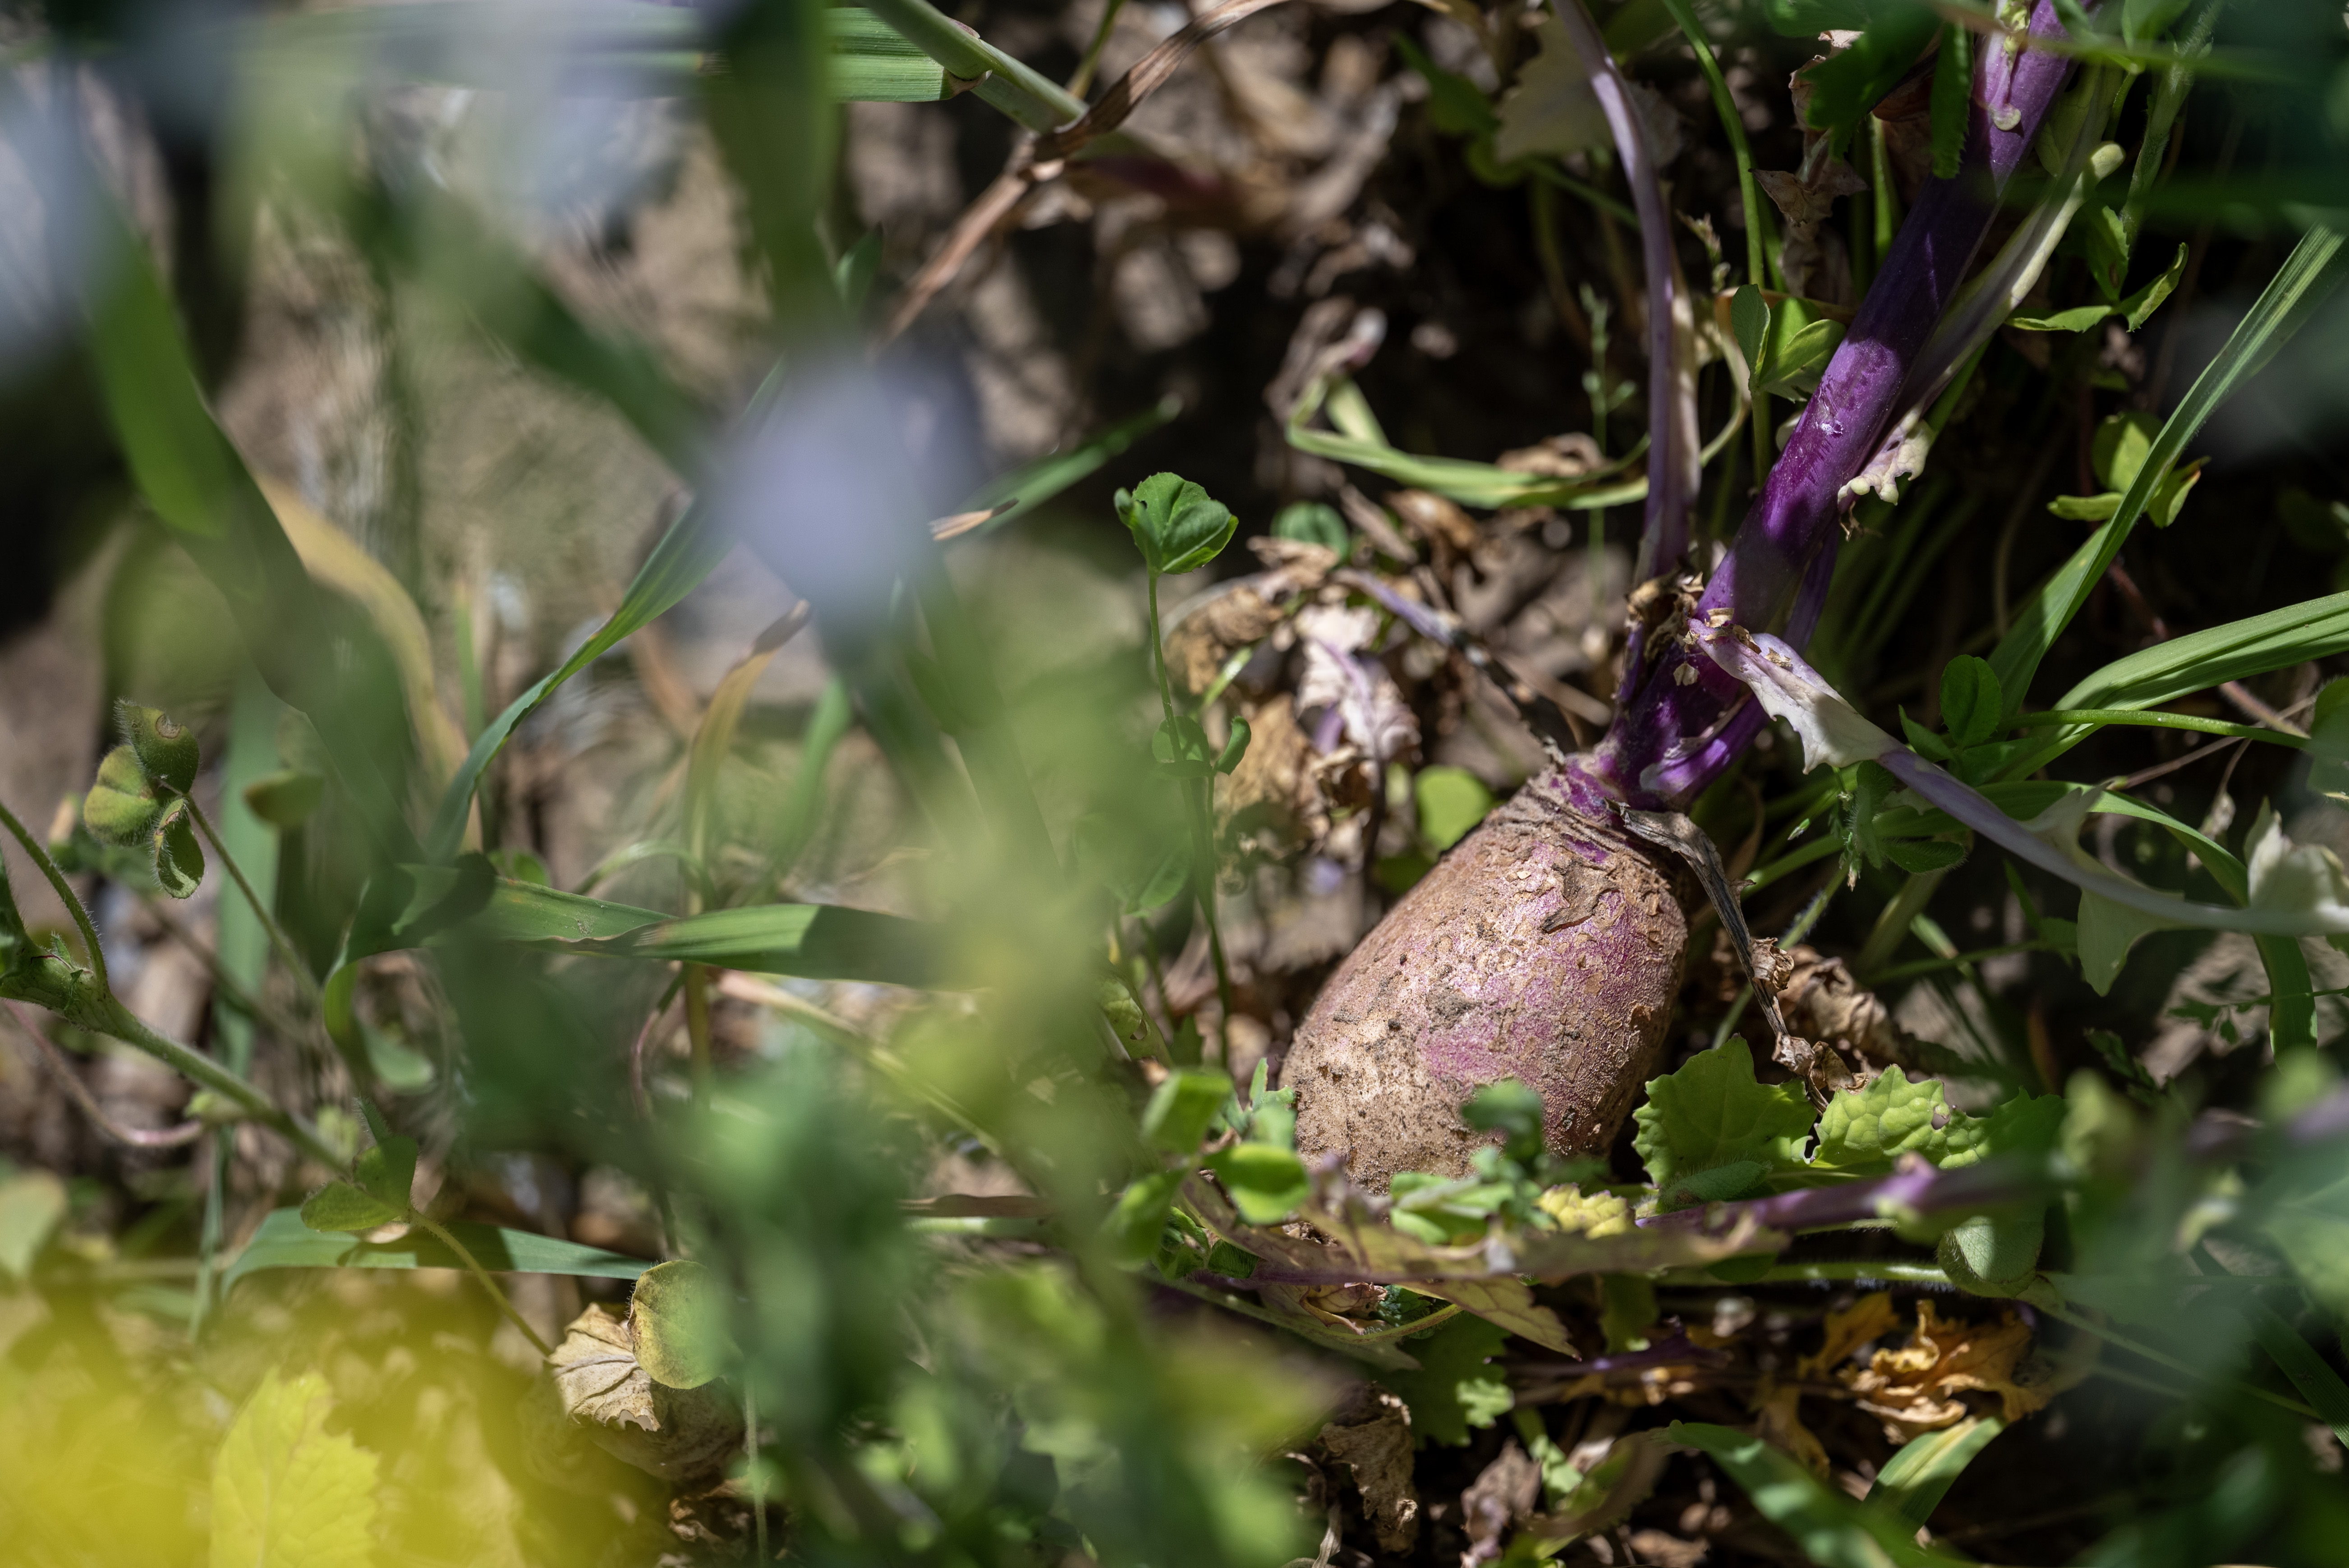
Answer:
[1271, 500, 1349, 554]
[1118, 472, 1236, 576]
[1414, 766, 1495, 852]
[630, 1260, 734, 1389]
[1939, 655, 2004, 748]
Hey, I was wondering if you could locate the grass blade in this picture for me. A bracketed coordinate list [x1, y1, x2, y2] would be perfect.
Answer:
[1668, 1421, 1951, 1568]
[86, 202, 420, 860]
[859, 0, 1085, 131]
[1865, 1415, 2005, 1530]
[1990, 223, 2349, 710]
[2243, 1300, 2349, 1447]
[424, 503, 732, 860]
[221, 1208, 649, 1300]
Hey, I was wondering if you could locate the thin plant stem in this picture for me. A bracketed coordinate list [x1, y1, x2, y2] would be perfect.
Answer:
[412, 1210, 555, 1357]
[2008, 709, 2305, 746]
[1657, 0, 1771, 493]
[1146, 571, 1235, 1049]
[140, 892, 311, 1045]
[746, 1383, 770, 1560]
[683, 964, 716, 1109]
[179, 794, 321, 1010]
[0, 795, 107, 991]
[2039, 1300, 2318, 1422]
[1529, 179, 1593, 350]
[101, 1000, 344, 1168]
[1066, 0, 1128, 97]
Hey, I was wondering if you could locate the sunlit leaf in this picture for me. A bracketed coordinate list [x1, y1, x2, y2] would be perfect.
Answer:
[210, 1369, 380, 1568]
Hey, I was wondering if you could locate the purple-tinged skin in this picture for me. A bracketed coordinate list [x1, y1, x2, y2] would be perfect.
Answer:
[1589, 1, 2087, 809]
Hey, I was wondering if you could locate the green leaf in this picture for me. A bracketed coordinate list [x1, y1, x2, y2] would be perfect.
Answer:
[2123, 241, 2190, 331]
[1287, 377, 1649, 513]
[87, 202, 417, 861]
[1394, 34, 1500, 139]
[0, 1169, 68, 1283]
[1117, 473, 1237, 576]
[1929, 22, 1973, 180]
[1990, 223, 2348, 712]
[959, 397, 1182, 535]
[1940, 1091, 2068, 1169]
[2267, 1173, 2349, 1315]
[1207, 1143, 1311, 1225]
[2092, 411, 2161, 493]
[2009, 302, 2117, 332]
[1936, 1209, 2046, 1294]
[1758, 311, 1847, 397]
[1810, 1068, 1967, 1175]
[1144, 1070, 1232, 1154]
[1272, 500, 1350, 553]
[1151, 715, 1217, 778]
[1374, 1314, 1511, 1446]
[1731, 285, 1771, 386]
[1415, 767, 1495, 853]
[298, 1182, 405, 1235]
[152, 800, 207, 899]
[1461, 1077, 1546, 1164]
[1883, 837, 1965, 874]
[354, 1136, 417, 1211]
[827, 6, 946, 101]
[350, 864, 961, 988]
[1939, 656, 2003, 748]
[242, 769, 326, 829]
[1214, 717, 1252, 775]
[426, 503, 732, 860]
[1632, 1038, 1814, 1195]
[858, 0, 1086, 132]
[225, 1208, 650, 1299]
[210, 1369, 380, 1568]
[1668, 1421, 1947, 1568]
[2243, 1299, 2349, 1446]
[2047, 492, 2122, 520]
[1797, 2, 1941, 160]
[1865, 1415, 2005, 1529]
[630, 1260, 735, 1390]
[1104, 1169, 1186, 1266]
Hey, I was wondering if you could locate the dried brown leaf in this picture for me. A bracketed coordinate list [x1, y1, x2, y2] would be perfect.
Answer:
[1320, 1390, 1420, 1552]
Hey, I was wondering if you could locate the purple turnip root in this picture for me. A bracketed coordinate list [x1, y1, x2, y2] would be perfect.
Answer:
[1284, 2, 2087, 1184]
[1286, 765, 1691, 1190]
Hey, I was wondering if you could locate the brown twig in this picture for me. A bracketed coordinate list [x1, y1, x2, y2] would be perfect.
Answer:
[3, 999, 204, 1150]
[878, 0, 1294, 346]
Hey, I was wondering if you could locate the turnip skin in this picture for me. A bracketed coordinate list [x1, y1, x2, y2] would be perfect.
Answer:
[1283, 763, 1692, 1189]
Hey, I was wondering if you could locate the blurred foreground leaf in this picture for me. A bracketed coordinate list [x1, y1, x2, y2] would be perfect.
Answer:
[210, 1369, 380, 1568]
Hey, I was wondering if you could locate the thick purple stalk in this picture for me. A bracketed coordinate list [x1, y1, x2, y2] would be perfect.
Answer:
[1553, 0, 1695, 585]
[1588, 3, 2083, 808]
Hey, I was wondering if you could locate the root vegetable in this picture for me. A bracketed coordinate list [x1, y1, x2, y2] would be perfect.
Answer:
[1284, 1, 2089, 1184]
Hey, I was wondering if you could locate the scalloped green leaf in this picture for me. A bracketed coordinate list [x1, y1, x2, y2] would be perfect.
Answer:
[1632, 1038, 1814, 1193]
[1811, 1068, 1968, 1175]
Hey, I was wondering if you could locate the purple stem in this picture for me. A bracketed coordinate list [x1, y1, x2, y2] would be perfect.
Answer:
[1639, 1155, 2044, 1236]
[1591, 3, 2085, 808]
[1552, 0, 1694, 587]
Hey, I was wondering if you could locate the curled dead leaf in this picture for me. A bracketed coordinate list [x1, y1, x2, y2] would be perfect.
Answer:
[1841, 1301, 2048, 1441]
[1795, 1290, 1900, 1382]
[1320, 1389, 1419, 1553]
[542, 1304, 744, 1482]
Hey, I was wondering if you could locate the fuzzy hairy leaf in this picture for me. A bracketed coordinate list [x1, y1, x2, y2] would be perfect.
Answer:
[210, 1369, 380, 1568]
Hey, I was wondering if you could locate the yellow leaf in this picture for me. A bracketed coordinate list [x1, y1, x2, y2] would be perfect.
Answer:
[211, 1369, 380, 1568]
